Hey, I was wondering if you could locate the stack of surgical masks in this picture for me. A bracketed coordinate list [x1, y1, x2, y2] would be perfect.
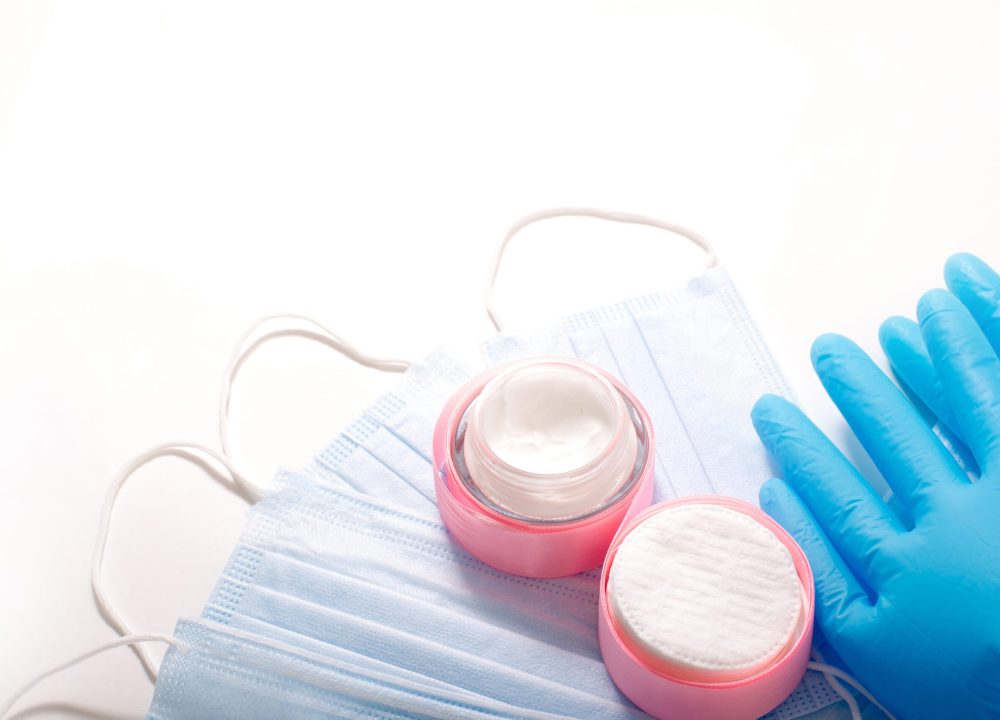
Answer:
[147, 262, 849, 720]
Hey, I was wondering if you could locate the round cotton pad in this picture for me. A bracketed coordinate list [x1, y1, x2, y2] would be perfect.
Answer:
[608, 503, 802, 680]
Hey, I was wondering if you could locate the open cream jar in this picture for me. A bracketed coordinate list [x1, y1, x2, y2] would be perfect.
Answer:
[432, 357, 654, 577]
[462, 359, 640, 520]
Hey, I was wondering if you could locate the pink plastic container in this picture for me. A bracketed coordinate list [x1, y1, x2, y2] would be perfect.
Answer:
[598, 496, 815, 720]
[432, 358, 655, 578]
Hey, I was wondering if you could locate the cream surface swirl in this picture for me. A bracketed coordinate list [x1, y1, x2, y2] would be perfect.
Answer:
[463, 359, 637, 520]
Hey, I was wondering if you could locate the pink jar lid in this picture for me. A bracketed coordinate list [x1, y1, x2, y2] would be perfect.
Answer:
[432, 357, 656, 578]
[598, 496, 815, 720]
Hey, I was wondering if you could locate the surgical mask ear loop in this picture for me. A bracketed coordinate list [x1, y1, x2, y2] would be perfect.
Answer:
[807, 651, 897, 720]
[91, 314, 411, 684]
[484, 207, 718, 332]
[91, 444, 262, 683]
[809, 649, 861, 720]
[219, 313, 410, 464]
[0, 634, 178, 719]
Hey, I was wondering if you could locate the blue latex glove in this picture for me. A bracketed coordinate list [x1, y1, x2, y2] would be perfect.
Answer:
[879, 253, 1000, 475]
[751, 270, 1000, 718]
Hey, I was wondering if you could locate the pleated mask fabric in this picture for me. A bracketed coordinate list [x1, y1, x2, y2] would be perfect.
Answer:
[150, 471, 644, 719]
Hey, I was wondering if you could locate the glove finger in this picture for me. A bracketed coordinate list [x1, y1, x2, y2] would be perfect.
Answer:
[944, 252, 1000, 358]
[879, 317, 981, 479]
[879, 316, 967, 442]
[752, 394, 903, 587]
[918, 289, 1000, 470]
[811, 334, 967, 514]
[759, 478, 876, 651]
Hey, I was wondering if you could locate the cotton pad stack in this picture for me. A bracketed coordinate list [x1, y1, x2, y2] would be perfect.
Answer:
[598, 497, 814, 720]
[609, 503, 803, 681]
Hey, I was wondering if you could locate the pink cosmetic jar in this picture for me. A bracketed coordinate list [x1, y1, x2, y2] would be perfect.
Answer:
[432, 357, 655, 578]
[598, 496, 815, 720]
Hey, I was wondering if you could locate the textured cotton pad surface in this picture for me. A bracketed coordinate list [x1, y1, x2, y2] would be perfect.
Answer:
[608, 504, 802, 677]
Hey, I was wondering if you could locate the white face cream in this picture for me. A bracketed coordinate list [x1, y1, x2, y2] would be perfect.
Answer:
[462, 359, 639, 520]
[477, 363, 619, 474]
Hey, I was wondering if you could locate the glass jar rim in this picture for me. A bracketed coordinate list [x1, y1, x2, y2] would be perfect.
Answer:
[452, 380, 651, 526]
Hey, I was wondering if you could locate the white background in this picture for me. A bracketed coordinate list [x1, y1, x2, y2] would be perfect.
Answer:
[1, 1, 998, 717]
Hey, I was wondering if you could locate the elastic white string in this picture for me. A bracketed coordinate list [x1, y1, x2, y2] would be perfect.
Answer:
[484, 207, 717, 332]
[219, 313, 411, 460]
[91, 443, 262, 682]
[807, 658, 897, 720]
[90, 314, 409, 682]
[0, 634, 177, 719]
[810, 649, 861, 720]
